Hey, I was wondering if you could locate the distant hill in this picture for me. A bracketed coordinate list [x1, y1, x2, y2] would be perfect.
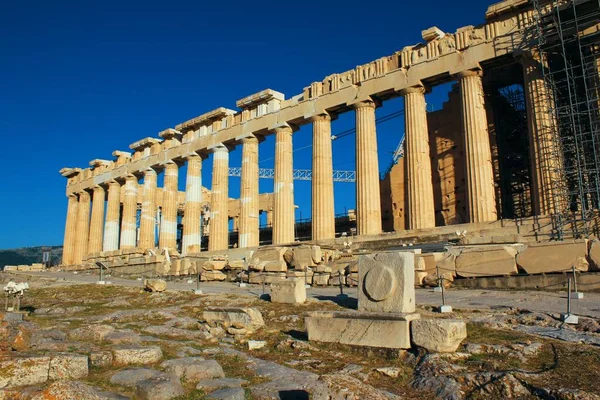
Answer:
[0, 246, 62, 269]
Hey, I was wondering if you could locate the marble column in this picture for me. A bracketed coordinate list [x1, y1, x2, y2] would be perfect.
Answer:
[120, 174, 138, 249]
[353, 100, 382, 236]
[73, 191, 91, 264]
[239, 135, 260, 248]
[103, 180, 121, 252]
[457, 69, 497, 223]
[88, 185, 106, 254]
[209, 146, 229, 251]
[182, 154, 203, 255]
[139, 168, 157, 250]
[311, 113, 335, 240]
[62, 194, 78, 265]
[521, 54, 561, 215]
[401, 86, 436, 229]
[159, 161, 179, 251]
[273, 125, 295, 244]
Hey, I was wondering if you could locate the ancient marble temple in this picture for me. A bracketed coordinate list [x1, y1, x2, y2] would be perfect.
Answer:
[59, 0, 569, 266]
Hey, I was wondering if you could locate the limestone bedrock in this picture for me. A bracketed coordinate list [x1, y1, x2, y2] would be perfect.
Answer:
[358, 252, 415, 313]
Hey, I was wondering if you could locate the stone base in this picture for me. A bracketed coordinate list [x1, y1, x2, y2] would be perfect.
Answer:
[561, 313, 578, 324]
[437, 305, 453, 313]
[305, 311, 420, 349]
[193, 289, 203, 295]
[570, 292, 584, 299]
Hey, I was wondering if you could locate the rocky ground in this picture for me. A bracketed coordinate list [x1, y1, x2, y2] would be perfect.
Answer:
[1, 274, 600, 400]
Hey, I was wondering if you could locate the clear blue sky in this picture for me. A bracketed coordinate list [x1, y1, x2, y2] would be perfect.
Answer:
[0, 0, 490, 249]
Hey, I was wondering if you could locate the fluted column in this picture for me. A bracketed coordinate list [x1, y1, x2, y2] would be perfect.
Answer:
[182, 154, 203, 255]
[73, 191, 91, 264]
[103, 181, 121, 252]
[457, 69, 497, 223]
[273, 125, 295, 244]
[401, 86, 436, 229]
[209, 146, 229, 251]
[311, 114, 335, 240]
[521, 53, 561, 215]
[239, 136, 260, 248]
[88, 185, 106, 254]
[120, 174, 138, 249]
[353, 100, 382, 235]
[139, 168, 157, 250]
[62, 194, 78, 265]
[159, 161, 179, 251]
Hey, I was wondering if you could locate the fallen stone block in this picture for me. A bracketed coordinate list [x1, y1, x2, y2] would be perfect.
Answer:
[517, 241, 589, 274]
[144, 279, 167, 292]
[135, 374, 185, 400]
[248, 340, 267, 350]
[203, 260, 227, 271]
[227, 259, 246, 270]
[48, 353, 89, 380]
[105, 330, 142, 345]
[455, 246, 519, 278]
[112, 345, 163, 366]
[90, 351, 113, 368]
[249, 272, 286, 284]
[411, 319, 467, 353]
[206, 387, 246, 400]
[31, 380, 102, 400]
[0, 355, 50, 389]
[160, 357, 224, 383]
[263, 261, 288, 272]
[202, 307, 264, 331]
[196, 378, 248, 391]
[588, 240, 600, 270]
[313, 273, 330, 286]
[270, 280, 306, 304]
[358, 252, 415, 313]
[312, 373, 401, 400]
[110, 368, 166, 387]
[291, 246, 317, 270]
[248, 247, 288, 271]
[305, 311, 419, 349]
[69, 324, 115, 342]
[203, 270, 227, 281]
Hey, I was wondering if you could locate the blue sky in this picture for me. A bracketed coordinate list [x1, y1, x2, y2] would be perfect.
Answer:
[0, 0, 490, 249]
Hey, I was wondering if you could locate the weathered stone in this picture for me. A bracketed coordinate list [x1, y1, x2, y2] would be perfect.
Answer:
[89, 351, 114, 368]
[358, 252, 415, 313]
[263, 261, 288, 272]
[135, 374, 185, 400]
[248, 247, 287, 271]
[206, 387, 246, 400]
[160, 358, 224, 383]
[517, 241, 589, 274]
[105, 330, 142, 344]
[144, 279, 167, 292]
[202, 307, 264, 332]
[31, 380, 102, 400]
[311, 246, 323, 264]
[291, 246, 317, 270]
[270, 280, 306, 304]
[313, 273, 330, 286]
[248, 340, 267, 350]
[411, 319, 467, 352]
[0, 356, 50, 388]
[69, 324, 115, 342]
[375, 367, 402, 378]
[312, 373, 400, 400]
[48, 353, 89, 380]
[588, 240, 600, 271]
[196, 378, 248, 390]
[248, 272, 286, 284]
[455, 246, 519, 277]
[110, 368, 165, 387]
[227, 259, 246, 270]
[203, 270, 227, 281]
[316, 264, 333, 273]
[306, 311, 419, 349]
[203, 260, 227, 271]
[112, 345, 163, 366]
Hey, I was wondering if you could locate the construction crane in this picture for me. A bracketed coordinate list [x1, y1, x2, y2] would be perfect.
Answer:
[228, 168, 356, 183]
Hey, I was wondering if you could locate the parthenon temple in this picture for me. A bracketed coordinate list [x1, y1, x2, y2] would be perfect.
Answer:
[59, 0, 600, 273]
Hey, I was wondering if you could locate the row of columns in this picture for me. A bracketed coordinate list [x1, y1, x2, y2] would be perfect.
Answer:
[63, 61, 555, 265]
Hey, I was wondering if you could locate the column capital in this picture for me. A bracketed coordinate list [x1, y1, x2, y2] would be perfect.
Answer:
[514, 49, 542, 64]
[143, 167, 158, 176]
[272, 123, 298, 134]
[349, 98, 379, 110]
[308, 112, 332, 123]
[208, 143, 231, 153]
[124, 173, 138, 182]
[398, 85, 427, 96]
[92, 185, 105, 192]
[107, 180, 120, 187]
[454, 68, 483, 80]
[67, 193, 78, 199]
[159, 159, 181, 169]
[183, 152, 206, 161]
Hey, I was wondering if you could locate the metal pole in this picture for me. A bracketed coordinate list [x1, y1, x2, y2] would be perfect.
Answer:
[197, 271, 200, 291]
[567, 277, 572, 315]
[262, 273, 266, 295]
[440, 275, 446, 306]
[338, 272, 344, 296]
[572, 265, 578, 293]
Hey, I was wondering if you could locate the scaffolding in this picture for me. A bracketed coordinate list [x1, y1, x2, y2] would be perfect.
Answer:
[532, 0, 600, 238]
